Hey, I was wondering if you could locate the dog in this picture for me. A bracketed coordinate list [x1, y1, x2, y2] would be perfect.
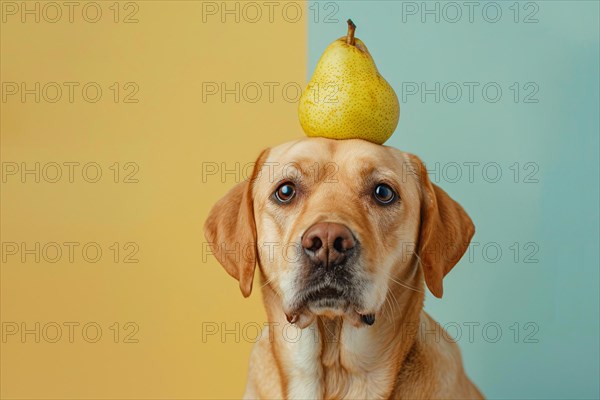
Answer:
[204, 137, 484, 399]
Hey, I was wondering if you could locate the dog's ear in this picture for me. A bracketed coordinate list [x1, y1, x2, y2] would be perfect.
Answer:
[203, 149, 269, 297]
[408, 154, 475, 298]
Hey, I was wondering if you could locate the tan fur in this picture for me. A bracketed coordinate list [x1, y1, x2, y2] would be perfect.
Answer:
[204, 138, 484, 399]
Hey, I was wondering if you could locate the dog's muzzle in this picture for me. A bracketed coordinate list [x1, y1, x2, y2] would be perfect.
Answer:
[284, 222, 375, 327]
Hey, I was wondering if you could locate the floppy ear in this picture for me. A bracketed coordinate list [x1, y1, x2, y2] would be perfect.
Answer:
[203, 149, 269, 297]
[409, 154, 475, 298]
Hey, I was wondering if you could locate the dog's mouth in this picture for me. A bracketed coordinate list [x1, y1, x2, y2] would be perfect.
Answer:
[305, 287, 351, 316]
[301, 285, 351, 308]
[306, 286, 345, 302]
[285, 285, 376, 328]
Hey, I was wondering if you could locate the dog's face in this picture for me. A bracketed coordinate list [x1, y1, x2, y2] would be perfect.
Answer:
[205, 138, 474, 327]
[252, 139, 423, 327]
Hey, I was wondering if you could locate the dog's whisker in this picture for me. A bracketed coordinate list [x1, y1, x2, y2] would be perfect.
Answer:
[260, 276, 274, 289]
[384, 295, 394, 323]
[382, 296, 390, 322]
[388, 286, 401, 313]
[394, 277, 421, 292]
[389, 291, 400, 319]
[383, 270, 423, 293]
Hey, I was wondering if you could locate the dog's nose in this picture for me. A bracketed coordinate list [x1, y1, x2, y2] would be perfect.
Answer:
[301, 222, 356, 266]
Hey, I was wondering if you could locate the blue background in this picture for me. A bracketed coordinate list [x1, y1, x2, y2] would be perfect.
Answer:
[309, 1, 599, 398]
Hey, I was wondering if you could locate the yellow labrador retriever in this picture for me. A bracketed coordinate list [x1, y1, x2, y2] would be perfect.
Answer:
[204, 138, 483, 399]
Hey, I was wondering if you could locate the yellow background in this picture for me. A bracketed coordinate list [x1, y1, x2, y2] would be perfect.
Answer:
[1, 1, 305, 398]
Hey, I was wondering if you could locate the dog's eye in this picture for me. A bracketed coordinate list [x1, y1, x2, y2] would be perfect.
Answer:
[373, 184, 397, 205]
[274, 182, 296, 203]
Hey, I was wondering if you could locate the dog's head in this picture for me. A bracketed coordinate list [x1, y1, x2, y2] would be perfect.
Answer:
[204, 138, 474, 327]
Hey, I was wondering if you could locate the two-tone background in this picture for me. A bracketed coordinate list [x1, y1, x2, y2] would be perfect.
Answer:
[1, 1, 598, 399]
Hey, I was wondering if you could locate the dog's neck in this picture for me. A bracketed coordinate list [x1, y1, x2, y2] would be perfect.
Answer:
[261, 260, 425, 399]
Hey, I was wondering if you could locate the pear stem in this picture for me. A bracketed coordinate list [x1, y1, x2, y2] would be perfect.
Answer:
[346, 19, 356, 46]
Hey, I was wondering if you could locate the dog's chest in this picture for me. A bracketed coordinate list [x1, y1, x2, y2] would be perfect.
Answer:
[285, 319, 396, 399]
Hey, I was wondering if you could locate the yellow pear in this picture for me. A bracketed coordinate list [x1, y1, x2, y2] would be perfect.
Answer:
[298, 20, 400, 145]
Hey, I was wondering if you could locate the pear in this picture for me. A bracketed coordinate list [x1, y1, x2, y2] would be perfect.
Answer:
[298, 20, 400, 145]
